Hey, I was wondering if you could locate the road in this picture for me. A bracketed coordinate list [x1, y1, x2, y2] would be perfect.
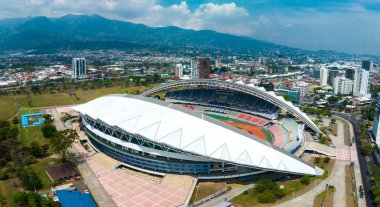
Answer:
[333, 112, 373, 207]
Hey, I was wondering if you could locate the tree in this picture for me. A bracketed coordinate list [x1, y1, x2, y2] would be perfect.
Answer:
[363, 144, 374, 155]
[19, 170, 42, 191]
[323, 157, 331, 163]
[29, 141, 42, 158]
[330, 118, 336, 124]
[300, 175, 310, 185]
[41, 124, 57, 138]
[12, 117, 19, 125]
[50, 129, 78, 161]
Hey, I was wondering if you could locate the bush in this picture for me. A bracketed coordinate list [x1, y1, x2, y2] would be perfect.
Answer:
[0, 170, 8, 180]
[255, 179, 278, 193]
[324, 157, 331, 163]
[300, 175, 310, 185]
[257, 190, 277, 203]
[13, 192, 28, 206]
[314, 157, 321, 164]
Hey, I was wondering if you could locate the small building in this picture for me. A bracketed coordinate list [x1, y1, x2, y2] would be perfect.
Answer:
[45, 163, 79, 182]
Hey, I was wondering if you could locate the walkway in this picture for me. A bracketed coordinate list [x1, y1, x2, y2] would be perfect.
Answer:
[275, 160, 348, 207]
[47, 107, 118, 207]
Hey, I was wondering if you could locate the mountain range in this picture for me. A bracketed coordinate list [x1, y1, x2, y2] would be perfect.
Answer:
[0, 14, 299, 54]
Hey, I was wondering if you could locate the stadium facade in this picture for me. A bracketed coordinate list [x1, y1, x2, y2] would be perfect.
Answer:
[73, 80, 323, 179]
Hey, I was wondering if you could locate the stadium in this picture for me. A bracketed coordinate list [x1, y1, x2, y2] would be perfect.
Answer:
[72, 79, 324, 180]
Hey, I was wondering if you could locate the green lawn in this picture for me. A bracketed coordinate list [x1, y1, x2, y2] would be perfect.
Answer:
[0, 97, 17, 120]
[17, 93, 76, 108]
[20, 125, 50, 147]
[230, 190, 259, 207]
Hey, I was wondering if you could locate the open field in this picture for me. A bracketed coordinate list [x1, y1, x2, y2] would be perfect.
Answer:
[17, 93, 76, 107]
[0, 97, 17, 120]
[0, 178, 22, 207]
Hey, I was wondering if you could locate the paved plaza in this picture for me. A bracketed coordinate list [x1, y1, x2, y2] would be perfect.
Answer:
[74, 143, 192, 207]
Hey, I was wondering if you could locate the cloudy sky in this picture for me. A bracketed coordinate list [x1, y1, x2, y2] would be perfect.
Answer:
[1, 0, 380, 55]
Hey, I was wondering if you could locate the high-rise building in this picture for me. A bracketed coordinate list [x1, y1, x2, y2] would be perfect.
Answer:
[175, 64, 183, 78]
[372, 93, 380, 145]
[320, 67, 328, 86]
[333, 77, 353, 95]
[72, 58, 86, 78]
[353, 68, 370, 97]
[328, 69, 339, 86]
[191, 57, 211, 79]
[312, 67, 320, 79]
[345, 68, 356, 80]
[362, 60, 373, 71]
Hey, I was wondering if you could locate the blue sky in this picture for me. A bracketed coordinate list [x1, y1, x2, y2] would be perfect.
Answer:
[1, 0, 380, 55]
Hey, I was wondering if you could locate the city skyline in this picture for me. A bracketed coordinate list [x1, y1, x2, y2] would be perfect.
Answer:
[0, 0, 380, 55]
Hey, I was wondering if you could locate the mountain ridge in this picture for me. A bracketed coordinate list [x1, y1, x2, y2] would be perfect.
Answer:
[0, 14, 298, 53]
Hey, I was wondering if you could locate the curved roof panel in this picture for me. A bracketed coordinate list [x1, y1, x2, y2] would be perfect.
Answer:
[73, 95, 317, 175]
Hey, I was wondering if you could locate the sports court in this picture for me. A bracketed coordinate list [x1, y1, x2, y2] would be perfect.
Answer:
[75, 143, 193, 207]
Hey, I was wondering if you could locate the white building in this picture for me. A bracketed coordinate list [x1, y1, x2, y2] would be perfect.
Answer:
[72, 58, 86, 78]
[353, 68, 370, 97]
[175, 64, 184, 78]
[190, 58, 199, 79]
[296, 81, 310, 97]
[320, 67, 328, 86]
[333, 77, 353, 95]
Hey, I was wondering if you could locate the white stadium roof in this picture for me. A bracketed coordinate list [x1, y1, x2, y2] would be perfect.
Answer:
[72, 95, 318, 175]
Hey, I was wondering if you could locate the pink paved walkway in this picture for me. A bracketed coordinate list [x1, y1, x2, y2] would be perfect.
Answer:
[75, 143, 190, 207]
